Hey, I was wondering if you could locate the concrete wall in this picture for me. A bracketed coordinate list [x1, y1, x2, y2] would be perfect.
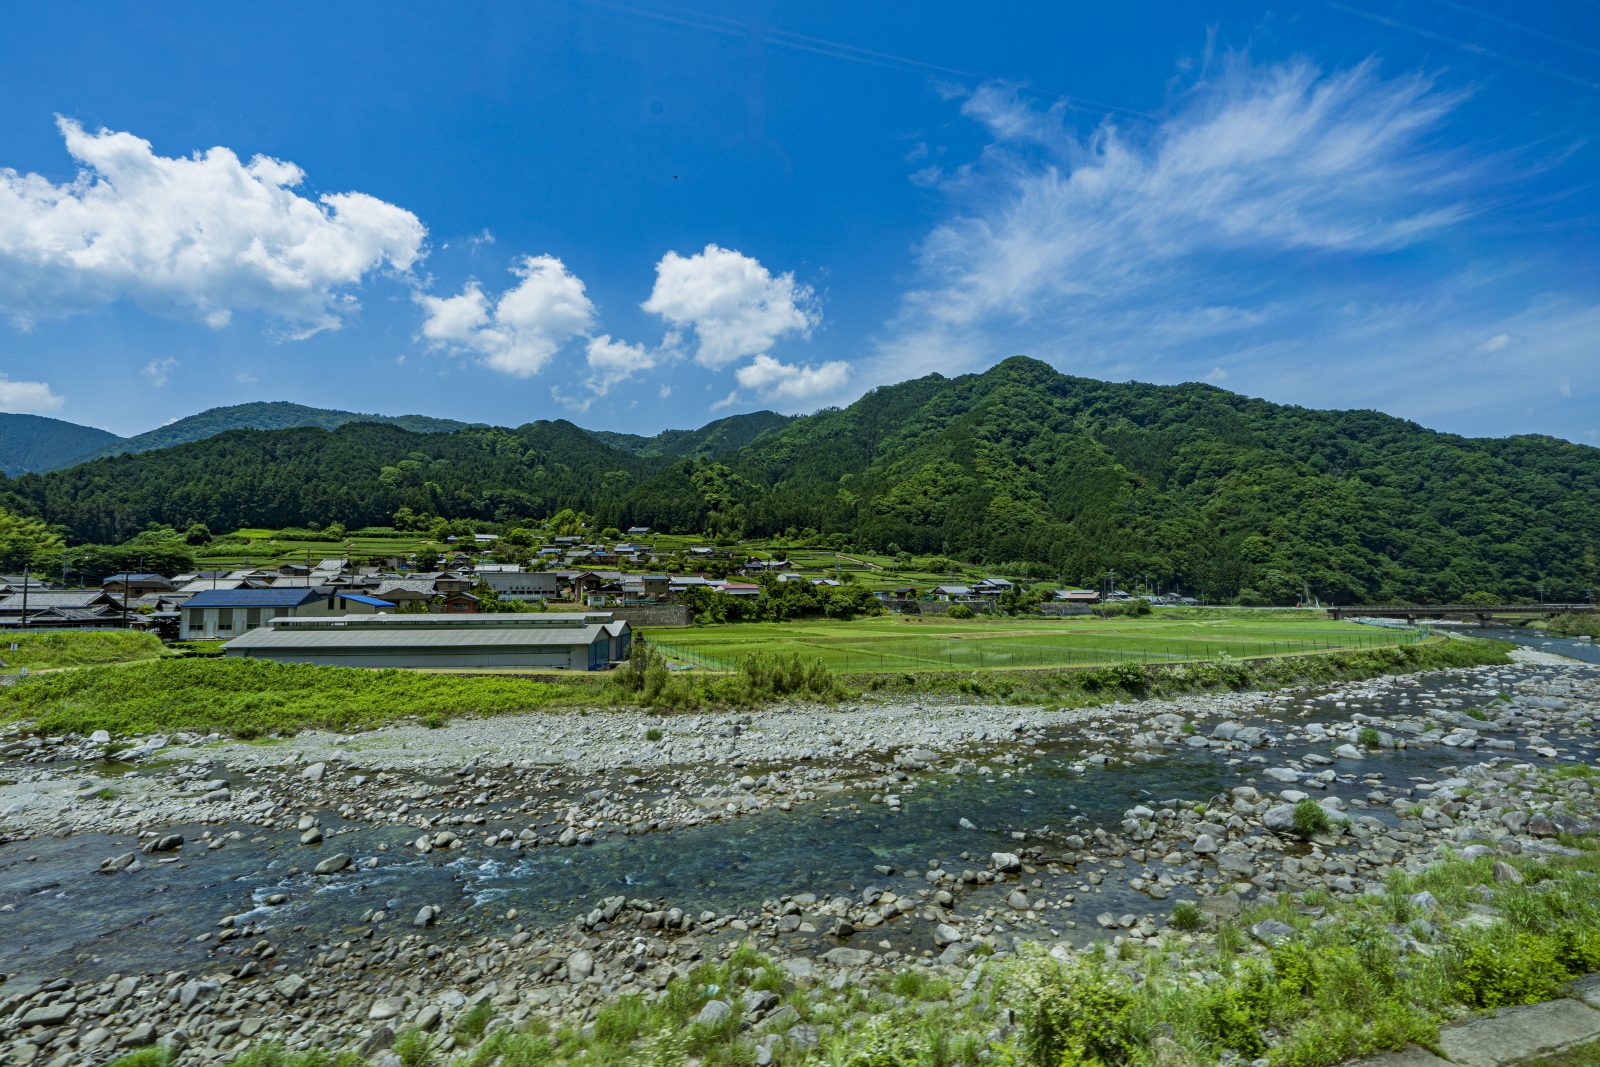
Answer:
[605, 603, 691, 628]
[227, 641, 604, 670]
[881, 599, 992, 616]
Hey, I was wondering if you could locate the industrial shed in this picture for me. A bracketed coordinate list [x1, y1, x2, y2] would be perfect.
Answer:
[221, 612, 630, 670]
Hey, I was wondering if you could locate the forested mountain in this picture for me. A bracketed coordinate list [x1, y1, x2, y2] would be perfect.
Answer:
[3, 357, 1597, 603]
[0, 414, 120, 475]
[591, 411, 792, 459]
[77, 401, 469, 463]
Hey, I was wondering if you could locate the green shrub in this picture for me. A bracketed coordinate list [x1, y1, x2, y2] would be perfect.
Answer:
[1293, 799, 1332, 838]
[1013, 957, 1135, 1066]
[1170, 900, 1204, 931]
[1451, 929, 1565, 1008]
[1358, 726, 1381, 748]
[947, 604, 975, 620]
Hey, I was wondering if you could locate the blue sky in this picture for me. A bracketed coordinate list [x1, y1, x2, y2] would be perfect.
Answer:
[0, 1, 1595, 443]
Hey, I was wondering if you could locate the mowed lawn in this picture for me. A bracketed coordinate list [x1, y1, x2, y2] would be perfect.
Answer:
[642, 614, 1416, 672]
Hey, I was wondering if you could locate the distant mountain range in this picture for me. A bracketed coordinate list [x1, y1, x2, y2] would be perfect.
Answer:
[0, 414, 121, 476]
[2, 358, 1597, 602]
[0, 401, 471, 473]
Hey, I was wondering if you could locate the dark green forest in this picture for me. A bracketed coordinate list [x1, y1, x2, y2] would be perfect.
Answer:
[4, 357, 1597, 603]
[0, 413, 119, 475]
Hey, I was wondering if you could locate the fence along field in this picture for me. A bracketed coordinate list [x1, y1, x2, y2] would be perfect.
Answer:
[643, 615, 1423, 673]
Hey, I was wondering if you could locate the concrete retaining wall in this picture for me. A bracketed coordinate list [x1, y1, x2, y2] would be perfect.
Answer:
[605, 603, 692, 628]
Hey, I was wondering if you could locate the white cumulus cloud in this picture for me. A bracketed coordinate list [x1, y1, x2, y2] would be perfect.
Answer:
[0, 374, 64, 413]
[734, 354, 850, 409]
[641, 244, 818, 367]
[142, 356, 178, 386]
[417, 255, 595, 377]
[0, 118, 426, 335]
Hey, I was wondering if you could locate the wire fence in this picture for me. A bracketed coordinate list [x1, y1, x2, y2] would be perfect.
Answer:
[645, 627, 1429, 674]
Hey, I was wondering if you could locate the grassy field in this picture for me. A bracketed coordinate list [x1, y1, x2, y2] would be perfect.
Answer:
[642, 613, 1418, 673]
[0, 630, 167, 671]
[0, 657, 597, 736]
[0, 631, 1503, 735]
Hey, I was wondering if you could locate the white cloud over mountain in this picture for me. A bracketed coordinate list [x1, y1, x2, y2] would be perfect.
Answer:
[642, 244, 818, 368]
[0, 374, 64, 413]
[734, 354, 850, 408]
[417, 255, 596, 377]
[0, 118, 425, 335]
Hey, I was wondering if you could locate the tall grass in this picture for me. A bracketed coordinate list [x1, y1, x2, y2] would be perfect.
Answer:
[0, 630, 166, 670]
[0, 657, 593, 736]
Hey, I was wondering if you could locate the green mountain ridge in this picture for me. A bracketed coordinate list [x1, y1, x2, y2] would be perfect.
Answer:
[0, 414, 120, 476]
[590, 410, 794, 459]
[76, 401, 471, 464]
[3, 357, 1596, 603]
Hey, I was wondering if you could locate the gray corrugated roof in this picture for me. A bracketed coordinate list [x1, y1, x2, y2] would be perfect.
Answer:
[0, 591, 118, 610]
[226, 625, 609, 651]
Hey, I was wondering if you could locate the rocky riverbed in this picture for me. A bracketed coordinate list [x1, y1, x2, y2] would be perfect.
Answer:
[2, 649, 1598, 1066]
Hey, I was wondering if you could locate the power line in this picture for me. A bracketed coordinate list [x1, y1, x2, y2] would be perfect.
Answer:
[1415, 0, 1600, 60]
[572, 0, 1158, 121]
[1329, 2, 1600, 93]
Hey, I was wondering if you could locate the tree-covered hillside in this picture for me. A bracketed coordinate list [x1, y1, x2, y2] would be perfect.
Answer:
[77, 401, 469, 463]
[0, 413, 121, 475]
[1, 420, 648, 544]
[591, 410, 792, 460]
[2, 357, 1596, 603]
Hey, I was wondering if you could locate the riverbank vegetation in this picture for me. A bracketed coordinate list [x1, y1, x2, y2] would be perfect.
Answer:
[852, 633, 1510, 706]
[0, 629, 166, 671]
[0, 657, 598, 737]
[106, 822, 1600, 1067]
[1529, 613, 1600, 640]
[0, 634, 1506, 736]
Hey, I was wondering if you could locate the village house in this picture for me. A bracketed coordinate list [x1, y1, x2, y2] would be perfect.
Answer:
[0, 589, 127, 629]
[0, 574, 51, 596]
[180, 588, 394, 640]
[476, 570, 560, 603]
[102, 573, 175, 595]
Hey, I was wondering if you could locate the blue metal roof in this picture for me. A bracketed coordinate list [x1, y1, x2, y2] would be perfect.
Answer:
[338, 594, 396, 608]
[184, 588, 325, 608]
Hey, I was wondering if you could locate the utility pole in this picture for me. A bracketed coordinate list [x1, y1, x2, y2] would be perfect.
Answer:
[20, 563, 29, 630]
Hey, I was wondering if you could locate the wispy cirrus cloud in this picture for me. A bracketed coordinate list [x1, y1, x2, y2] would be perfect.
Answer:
[142, 356, 178, 387]
[854, 55, 1598, 440]
[869, 57, 1475, 387]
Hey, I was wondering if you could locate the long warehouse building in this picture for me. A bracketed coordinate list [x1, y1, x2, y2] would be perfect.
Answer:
[222, 612, 631, 670]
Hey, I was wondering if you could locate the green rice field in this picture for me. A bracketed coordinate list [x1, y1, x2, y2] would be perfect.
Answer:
[642, 614, 1422, 673]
